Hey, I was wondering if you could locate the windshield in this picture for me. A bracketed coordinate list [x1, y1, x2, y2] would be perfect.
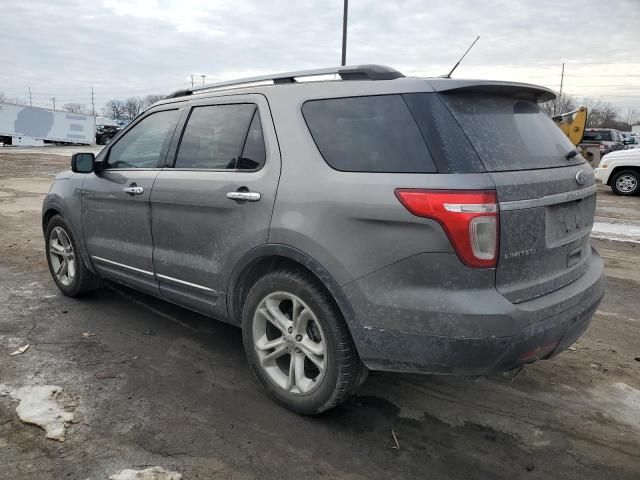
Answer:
[440, 92, 584, 171]
[583, 130, 612, 141]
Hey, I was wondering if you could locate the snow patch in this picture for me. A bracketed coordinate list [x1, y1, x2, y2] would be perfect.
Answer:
[109, 467, 182, 480]
[589, 382, 640, 429]
[591, 221, 640, 244]
[1, 385, 74, 441]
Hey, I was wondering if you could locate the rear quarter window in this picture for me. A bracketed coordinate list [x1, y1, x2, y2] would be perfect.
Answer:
[302, 95, 437, 173]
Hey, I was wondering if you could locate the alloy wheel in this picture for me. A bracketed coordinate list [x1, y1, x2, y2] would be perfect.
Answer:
[252, 291, 327, 394]
[616, 174, 638, 193]
[49, 227, 76, 286]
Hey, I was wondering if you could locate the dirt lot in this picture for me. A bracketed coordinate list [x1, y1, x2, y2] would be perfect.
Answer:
[1, 147, 639, 479]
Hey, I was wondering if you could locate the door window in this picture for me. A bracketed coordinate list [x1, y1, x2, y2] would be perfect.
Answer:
[174, 104, 264, 170]
[106, 109, 180, 169]
[237, 110, 266, 170]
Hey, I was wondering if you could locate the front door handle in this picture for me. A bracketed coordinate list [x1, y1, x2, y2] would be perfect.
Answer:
[122, 185, 144, 195]
[226, 191, 261, 202]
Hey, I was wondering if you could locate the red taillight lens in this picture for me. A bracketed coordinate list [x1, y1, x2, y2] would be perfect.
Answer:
[395, 189, 499, 268]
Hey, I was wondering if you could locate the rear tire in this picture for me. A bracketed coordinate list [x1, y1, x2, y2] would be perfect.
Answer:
[45, 215, 100, 296]
[242, 269, 365, 414]
[610, 169, 640, 196]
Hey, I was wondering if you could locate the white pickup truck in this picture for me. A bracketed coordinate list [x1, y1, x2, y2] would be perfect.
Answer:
[594, 149, 640, 195]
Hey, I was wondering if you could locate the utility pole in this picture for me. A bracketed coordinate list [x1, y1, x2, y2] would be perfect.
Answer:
[554, 63, 565, 116]
[201, 74, 206, 85]
[91, 87, 95, 116]
[341, 0, 348, 66]
[28, 87, 32, 107]
[553, 63, 564, 116]
[190, 74, 194, 87]
[51, 97, 56, 110]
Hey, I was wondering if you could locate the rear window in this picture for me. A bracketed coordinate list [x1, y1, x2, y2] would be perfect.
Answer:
[583, 130, 612, 142]
[440, 93, 583, 172]
[302, 95, 437, 173]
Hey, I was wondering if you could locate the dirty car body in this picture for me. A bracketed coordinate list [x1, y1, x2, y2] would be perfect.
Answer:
[42, 65, 606, 412]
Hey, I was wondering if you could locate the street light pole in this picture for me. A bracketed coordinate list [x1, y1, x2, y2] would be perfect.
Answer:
[341, 0, 348, 66]
[201, 74, 207, 85]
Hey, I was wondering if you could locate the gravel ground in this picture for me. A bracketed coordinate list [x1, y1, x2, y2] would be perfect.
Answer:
[1, 150, 639, 479]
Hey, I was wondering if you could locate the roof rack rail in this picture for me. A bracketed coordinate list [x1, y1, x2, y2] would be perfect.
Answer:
[165, 64, 404, 99]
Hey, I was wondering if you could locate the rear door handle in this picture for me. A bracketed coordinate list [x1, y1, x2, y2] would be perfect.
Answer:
[122, 185, 144, 195]
[226, 191, 261, 202]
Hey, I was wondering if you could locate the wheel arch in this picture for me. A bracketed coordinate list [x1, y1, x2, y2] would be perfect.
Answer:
[42, 201, 97, 275]
[608, 165, 640, 186]
[42, 204, 63, 233]
[227, 244, 361, 329]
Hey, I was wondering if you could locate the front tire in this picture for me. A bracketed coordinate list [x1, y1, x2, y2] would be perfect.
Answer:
[242, 269, 365, 414]
[45, 215, 100, 296]
[610, 169, 639, 195]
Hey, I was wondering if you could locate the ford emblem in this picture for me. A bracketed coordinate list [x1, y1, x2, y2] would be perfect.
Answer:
[575, 170, 587, 186]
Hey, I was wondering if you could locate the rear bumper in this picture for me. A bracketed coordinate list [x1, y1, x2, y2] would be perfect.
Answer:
[346, 249, 605, 374]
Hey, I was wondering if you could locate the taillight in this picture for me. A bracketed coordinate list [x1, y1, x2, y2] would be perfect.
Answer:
[395, 189, 499, 268]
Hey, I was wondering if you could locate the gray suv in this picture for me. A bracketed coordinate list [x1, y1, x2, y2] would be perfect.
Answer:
[42, 65, 606, 414]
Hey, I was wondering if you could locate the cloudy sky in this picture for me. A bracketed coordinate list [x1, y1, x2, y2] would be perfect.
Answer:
[1, 0, 639, 114]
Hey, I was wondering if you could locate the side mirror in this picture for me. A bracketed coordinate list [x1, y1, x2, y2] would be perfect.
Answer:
[71, 152, 95, 173]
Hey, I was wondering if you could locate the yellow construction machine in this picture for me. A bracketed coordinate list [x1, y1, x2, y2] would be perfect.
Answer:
[552, 107, 600, 167]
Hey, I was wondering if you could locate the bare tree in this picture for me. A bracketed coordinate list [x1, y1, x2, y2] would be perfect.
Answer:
[123, 97, 145, 121]
[102, 99, 126, 120]
[0, 91, 26, 105]
[582, 99, 618, 128]
[539, 92, 578, 117]
[142, 94, 165, 109]
[102, 94, 166, 121]
[63, 103, 87, 114]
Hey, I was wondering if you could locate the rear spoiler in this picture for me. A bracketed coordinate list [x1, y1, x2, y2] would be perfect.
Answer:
[425, 79, 556, 103]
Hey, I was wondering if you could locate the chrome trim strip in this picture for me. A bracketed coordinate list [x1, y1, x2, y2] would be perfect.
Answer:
[156, 273, 215, 292]
[499, 184, 597, 211]
[91, 256, 155, 276]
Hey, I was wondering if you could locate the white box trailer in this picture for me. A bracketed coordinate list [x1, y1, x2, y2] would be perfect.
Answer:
[0, 103, 95, 145]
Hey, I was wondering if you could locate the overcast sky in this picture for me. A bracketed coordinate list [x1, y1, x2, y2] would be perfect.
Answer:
[1, 0, 639, 114]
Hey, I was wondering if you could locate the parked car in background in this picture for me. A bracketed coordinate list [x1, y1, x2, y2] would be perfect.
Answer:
[42, 65, 605, 414]
[95, 125, 121, 145]
[595, 148, 640, 195]
[621, 132, 640, 149]
[580, 128, 624, 156]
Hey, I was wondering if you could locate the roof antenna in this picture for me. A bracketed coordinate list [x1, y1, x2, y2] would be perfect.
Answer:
[443, 35, 480, 78]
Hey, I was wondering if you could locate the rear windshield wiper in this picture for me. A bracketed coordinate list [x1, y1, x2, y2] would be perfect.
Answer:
[565, 149, 579, 160]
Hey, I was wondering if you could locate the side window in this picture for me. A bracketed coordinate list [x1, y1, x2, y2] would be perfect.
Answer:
[175, 104, 258, 169]
[302, 95, 437, 173]
[107, 110, 180, 169]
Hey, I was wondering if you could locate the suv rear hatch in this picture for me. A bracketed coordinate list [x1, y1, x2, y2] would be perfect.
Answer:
[432, 82, 596, 303]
